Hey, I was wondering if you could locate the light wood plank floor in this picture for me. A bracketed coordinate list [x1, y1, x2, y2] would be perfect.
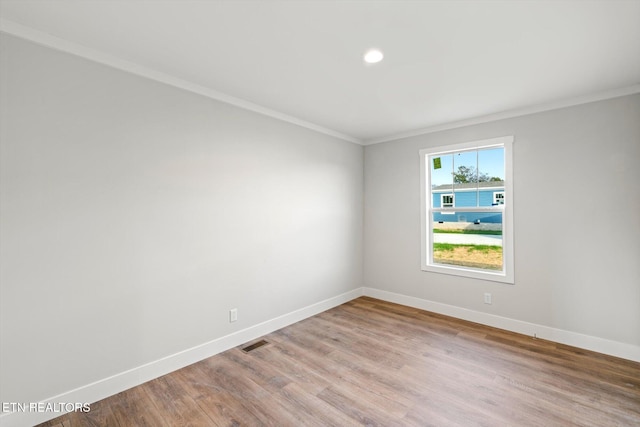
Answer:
[39, 297, 640, 426]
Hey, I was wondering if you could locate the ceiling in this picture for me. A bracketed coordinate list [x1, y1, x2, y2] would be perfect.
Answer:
[1, 0, 639, 145]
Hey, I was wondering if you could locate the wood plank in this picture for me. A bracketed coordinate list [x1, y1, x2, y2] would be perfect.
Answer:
[142, 375, 216, 426]
[108, 386, 168, 427]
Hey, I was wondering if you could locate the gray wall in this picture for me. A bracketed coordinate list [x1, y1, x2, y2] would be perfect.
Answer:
[0, 34, 363, 403]
[364, 93, 640, 347]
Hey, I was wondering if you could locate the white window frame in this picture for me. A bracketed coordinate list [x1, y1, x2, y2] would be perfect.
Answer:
[419, 136, 514, 284]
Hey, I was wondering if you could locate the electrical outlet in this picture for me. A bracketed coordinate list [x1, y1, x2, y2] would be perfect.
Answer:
[484, 293, 492, 304]
[229, 308, 238, 322]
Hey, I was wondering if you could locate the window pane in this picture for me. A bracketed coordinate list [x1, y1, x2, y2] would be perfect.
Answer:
[478, 147, 504, 182]
[452, 150, 477, 185]
[432, 212, 503, 271]
[431, 153, 453, 188]
[453, 150, 478, 206]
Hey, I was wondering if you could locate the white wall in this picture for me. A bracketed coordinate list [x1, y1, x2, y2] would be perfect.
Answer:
[0, 34, 363, 406]
[2, 28, 638, 424]
[364, 93, 640, 350]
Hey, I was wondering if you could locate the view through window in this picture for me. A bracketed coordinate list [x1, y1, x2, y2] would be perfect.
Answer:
[420, 136, 514, 283]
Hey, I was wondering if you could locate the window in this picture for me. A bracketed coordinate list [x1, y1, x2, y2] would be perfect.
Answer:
[440, 194, 455, 214]
[420, 136, 514, 283]
[441, 194, 454, 207]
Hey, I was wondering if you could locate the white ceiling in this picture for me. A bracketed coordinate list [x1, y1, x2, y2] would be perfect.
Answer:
[1, 0, 639, 144]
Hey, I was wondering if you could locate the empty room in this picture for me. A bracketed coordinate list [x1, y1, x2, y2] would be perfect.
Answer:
[1, 1, 639, 426]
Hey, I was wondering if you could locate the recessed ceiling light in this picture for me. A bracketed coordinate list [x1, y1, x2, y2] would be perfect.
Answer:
[364, 49, 384, 64]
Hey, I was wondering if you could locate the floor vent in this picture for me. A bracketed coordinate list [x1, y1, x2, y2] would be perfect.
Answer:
[242, 340, 269, 353]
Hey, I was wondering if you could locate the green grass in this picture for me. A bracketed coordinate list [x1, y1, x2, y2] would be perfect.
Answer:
[433, 229, 502, 235]
[433, 243, 502, 253]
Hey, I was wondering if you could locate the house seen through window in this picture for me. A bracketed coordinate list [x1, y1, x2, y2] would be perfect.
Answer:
[420, 136, 514, 283]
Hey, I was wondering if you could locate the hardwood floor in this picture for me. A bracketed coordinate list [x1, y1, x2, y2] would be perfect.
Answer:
[38, 297, 640, 426]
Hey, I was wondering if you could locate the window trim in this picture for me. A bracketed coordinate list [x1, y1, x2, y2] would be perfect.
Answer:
[420, 136, 514, 284]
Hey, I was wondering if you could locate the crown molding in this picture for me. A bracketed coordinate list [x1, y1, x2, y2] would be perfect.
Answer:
[364, 84, 640, 145]
[0, 18, 362, 145]
[3, 18, 638, 148]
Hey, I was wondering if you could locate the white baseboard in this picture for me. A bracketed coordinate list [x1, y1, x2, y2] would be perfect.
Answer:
[3, 286, 638, 426]
[0, 288, 364, 427]
[363, 287, 640, 363]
